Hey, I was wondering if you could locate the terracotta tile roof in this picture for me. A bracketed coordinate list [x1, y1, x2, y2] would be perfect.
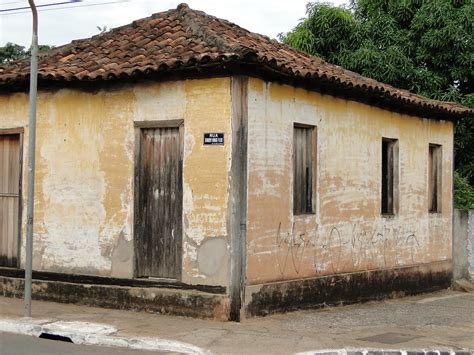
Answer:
[0, 3, 472, 119]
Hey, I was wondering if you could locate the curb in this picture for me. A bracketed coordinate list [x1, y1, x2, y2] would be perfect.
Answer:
[0, 318, 210, 354]
[296, 350, 473, 355]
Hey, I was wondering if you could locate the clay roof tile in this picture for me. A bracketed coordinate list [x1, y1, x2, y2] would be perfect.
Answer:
[0, 3, 471, 119]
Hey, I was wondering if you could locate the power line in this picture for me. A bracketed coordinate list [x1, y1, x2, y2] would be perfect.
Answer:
[0, 1, 51, 9]
[0, 0, 80, 4]
[0, 0, 81, 12]
[0, 1, 26, 5]
[0, 0, 130, 15]
[0, 1, 27, 6]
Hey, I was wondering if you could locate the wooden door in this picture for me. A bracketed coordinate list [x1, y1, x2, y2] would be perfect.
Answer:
[135, 126, 183, 279]
[0, 134, 21, 267]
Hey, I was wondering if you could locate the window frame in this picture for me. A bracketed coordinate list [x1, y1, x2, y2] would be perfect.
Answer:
[293, 123, 317, 216]
[381, 137, 399, 216]
[428, 143, 442, 214]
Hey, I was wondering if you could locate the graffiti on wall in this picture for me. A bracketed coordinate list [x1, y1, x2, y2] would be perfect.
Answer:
[275, 221, 422, 276]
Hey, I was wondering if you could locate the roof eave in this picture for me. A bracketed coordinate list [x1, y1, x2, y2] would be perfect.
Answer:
[0, 61, 471, 122]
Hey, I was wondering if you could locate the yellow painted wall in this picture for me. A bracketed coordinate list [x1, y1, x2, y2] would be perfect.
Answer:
[0, 78, 232, 286]
[246, 78, 453, 284]
[0, 76, 454, 289]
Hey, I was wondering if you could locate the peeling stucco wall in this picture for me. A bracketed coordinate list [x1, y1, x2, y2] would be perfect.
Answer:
[0, 76, 454, 290]
[0, 77, 232, 286]
[246, 78, 453, 284]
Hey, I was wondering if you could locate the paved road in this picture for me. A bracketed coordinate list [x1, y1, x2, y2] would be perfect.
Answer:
[0, 290, 473, 353]
[0, 332, 171, 355]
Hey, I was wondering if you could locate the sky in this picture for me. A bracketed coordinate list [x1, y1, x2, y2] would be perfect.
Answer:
[0, 0, 348, 48]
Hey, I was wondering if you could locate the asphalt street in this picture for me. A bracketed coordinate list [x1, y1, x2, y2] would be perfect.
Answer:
[0, 332, 171, 355]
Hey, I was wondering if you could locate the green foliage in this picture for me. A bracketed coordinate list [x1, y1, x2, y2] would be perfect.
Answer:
[0, 42, 54, 64]
[282, 0, 474, 208]
[283, 0, 473, 98]
[36, 44, 55, 54]
[0, 43, 27, 64]
[454, 172, 474, 209]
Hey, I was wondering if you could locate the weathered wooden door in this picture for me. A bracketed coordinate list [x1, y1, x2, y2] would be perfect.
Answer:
[0, 134, 21, 267]
[135, 125, 183, 279]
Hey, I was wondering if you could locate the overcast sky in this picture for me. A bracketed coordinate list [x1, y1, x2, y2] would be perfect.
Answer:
[0, 0, 348, 48]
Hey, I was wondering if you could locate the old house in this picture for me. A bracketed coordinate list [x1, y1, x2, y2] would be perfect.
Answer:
[0, 4, 472, 321]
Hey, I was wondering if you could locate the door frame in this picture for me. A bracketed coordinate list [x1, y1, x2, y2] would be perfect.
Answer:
[133, 119, 184, 279]
[0, 127, 24, 268]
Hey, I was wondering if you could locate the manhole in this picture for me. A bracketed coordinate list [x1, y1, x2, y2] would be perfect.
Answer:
[39, 332, 73, 343]
[357, 332, 421, 345]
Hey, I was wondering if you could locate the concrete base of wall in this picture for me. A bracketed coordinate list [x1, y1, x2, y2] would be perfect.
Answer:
[0, 261, 452, 321]
[0, 276, 230, 321]
[244, 261, 452, 317]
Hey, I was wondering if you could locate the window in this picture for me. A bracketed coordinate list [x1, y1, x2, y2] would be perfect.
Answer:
[381, 138, 399, 215]
[293, 124, 316, 215]
[428, 144, 442, 213]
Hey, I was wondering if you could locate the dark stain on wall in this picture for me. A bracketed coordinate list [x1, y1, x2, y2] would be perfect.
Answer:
[0, 276, 230, 320]
[0, 262, 452, 320]
[245, 261, 452, 317]
[0, 267, 226, 294]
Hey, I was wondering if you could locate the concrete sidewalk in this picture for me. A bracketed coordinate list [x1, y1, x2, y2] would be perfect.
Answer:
[0, 290, 473, 354]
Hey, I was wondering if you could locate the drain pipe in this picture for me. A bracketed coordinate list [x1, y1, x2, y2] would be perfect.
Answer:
[24, 0, 38, 318]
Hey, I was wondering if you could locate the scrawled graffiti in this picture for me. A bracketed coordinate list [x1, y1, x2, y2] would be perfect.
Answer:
[275, 221, 424, 276]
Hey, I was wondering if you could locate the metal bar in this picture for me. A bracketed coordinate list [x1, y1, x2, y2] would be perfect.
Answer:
[24, 0, 38, 318]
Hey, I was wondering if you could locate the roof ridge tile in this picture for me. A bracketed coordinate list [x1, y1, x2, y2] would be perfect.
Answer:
[175, 2, 250, 56]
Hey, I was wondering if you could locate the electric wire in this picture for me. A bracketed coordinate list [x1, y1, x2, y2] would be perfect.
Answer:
[0, 0, 78, 7]
[0, 1, 27, 6]
[0, 0, 81, 13]
[0, 0, 131, 15]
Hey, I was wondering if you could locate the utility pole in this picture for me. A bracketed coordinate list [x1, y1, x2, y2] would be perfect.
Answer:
[24, 0, 38, 318]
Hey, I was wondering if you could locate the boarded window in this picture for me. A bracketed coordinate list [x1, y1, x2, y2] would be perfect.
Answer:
[0, 134, 21, 267]
[428, 144, 442, 213]
[381, 138, 398, 215]
[293, 125, 316, 215]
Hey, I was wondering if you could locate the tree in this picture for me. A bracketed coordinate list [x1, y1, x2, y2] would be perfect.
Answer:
[0, 42, 54, 64]
[281, 0, 474, 208]
[0, 43, 27, 64]
[454, 172, 474, 209]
